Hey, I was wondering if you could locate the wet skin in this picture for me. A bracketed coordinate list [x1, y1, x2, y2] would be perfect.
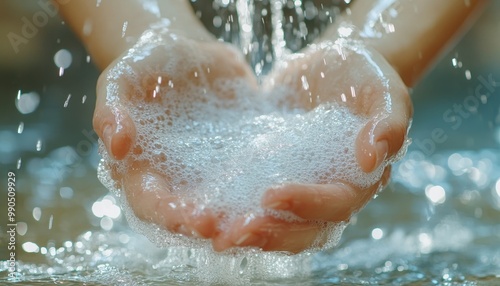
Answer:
[93, 28, 411, 253]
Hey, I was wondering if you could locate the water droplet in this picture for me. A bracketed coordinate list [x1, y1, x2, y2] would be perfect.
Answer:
[465, 69, 471, 80]
[83, 19, 92, 36]
[301, 75, 309, 90]
[213, 16, 222, 28]
[16, 91, 40, 114]
[82, 95, 87, 104]
[64, 94, 72, 108]
[54, 49, 73, 69]
[17, 158, 22, 169]
[48, 215, 54, 230]
[17, 222, 28, 236]
[100, 217, 114, 231]
[33, 207, 42, 221]
[36, 139, 43, 151]
[22, 242, 39, 253]
[122, 21, 128, 38]
[60, 187, 74, 199]
[18, 122, 24, 134]
[371, 228, 384, 239]
[425, 185, 446, 204]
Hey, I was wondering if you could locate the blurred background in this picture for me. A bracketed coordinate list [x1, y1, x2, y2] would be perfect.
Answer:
[0, 0, 499, 284]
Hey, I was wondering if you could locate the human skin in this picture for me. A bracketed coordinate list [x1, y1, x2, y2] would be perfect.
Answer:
[55, 0, 484, 253]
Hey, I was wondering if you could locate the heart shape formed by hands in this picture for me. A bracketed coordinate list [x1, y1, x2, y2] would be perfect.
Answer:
[96, 25, 411, 253]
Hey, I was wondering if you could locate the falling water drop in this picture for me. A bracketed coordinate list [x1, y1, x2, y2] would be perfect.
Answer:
[82, 95, 87, 104]
[17, 158, 22, 169]
[451, 56, 463, 69]
[18, 122, 24, 134]
[48, 215, 54, 230]
[54, 49, 73, 69]
[465, 70, 471, 80]
[33, 207, 42, 221]
[36, 139, 43, 151]
[122, 21, 128, 38]
[64, 94, 72, 108]
[16, 91, 40, 114]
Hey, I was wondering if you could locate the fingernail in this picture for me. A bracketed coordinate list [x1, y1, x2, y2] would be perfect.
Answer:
[264, 201, 290, 210]
[374, 140, 388, 170]
[235, 233, 266, 248]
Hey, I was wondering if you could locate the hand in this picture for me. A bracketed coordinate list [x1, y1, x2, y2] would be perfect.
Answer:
[94, 25, 412, 254]
[212, 34, 412, 253]
[94, 26, 258, 241]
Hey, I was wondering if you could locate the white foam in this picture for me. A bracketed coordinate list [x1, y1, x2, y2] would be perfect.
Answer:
[97, 28, 388, 253]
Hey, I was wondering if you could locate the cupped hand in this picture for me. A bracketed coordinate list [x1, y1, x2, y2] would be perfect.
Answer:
[213, 34, 412, 253]
[94, 27, 258, 240]
[94, 25, 412, 254]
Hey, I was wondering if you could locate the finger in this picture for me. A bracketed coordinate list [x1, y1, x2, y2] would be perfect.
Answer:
[212, 215, 324, 254]
[202, 42, 258, 86]
[261, 166, 391, 222]
[266, 43, 412, 173]
[352, 47, 413, 173]
[122, 167, 217, 238]
[94, 69, 136, 160]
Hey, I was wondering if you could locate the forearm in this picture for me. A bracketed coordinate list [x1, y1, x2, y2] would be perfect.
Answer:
[324, 0, 486, 86]
[54, 0, 212, 70]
